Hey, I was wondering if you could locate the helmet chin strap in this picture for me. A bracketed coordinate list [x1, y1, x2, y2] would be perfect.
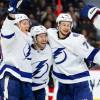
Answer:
[35, 44, 41, 52]
[32, 37, 41, 52]
[57, 24, 71, 39]
[58, 30, 71, 39]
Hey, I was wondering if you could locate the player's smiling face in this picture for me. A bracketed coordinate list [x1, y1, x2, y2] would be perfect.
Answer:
[36, 33, 48, 50]
[58, 21, 71, 38]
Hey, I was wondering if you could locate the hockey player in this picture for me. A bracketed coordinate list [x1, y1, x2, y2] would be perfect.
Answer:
[0, 0, 34, 99]
[47, 13, 100, 100]
[30, 25, 53, 100]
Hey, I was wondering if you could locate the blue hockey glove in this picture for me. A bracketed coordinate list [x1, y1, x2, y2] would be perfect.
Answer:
[81, 5, 99, 20]
[8, 0, 18, 13]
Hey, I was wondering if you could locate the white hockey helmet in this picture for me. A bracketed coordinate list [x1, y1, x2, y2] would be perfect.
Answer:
[14, 14, 29, 23]
[56, 13, 73, 27]
[30, 25, 47, 37]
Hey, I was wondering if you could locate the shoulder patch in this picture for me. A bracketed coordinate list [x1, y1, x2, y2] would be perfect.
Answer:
[73, 33, 80, 37]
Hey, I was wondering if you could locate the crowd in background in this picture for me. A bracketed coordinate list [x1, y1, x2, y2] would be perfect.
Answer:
[0, 0, 100, 67]
[0, 1, 100, 96]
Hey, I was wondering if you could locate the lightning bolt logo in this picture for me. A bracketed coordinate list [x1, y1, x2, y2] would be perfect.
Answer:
[33, 59, 49, 78]
[23, 43, 31, 60]
[53, 48, 67, 64]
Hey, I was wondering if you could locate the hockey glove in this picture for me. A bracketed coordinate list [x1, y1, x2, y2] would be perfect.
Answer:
[8, 0, 18, 13]
[81, 5, 100, 20]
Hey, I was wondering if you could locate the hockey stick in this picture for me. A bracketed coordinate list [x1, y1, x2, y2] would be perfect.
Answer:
[16, 0, 23, 8]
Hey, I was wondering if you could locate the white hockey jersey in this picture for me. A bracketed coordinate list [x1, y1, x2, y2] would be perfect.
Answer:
[31, 44, 53, 91]
[47, 28, 100, 84]
[0, 17, 33, 83]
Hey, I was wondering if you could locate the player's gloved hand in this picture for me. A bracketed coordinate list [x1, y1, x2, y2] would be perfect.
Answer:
[8, 0, 18, 13]
[81, 5, 100, 30]
[80, 5, 100, 20]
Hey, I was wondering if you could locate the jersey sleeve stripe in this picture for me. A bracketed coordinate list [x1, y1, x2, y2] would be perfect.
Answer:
[0, 64, 32, 78]
[1, 33, 15, 39]
[87, 48, 99, 63]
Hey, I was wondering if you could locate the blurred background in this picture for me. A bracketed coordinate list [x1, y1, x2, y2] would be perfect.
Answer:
[0, 1, 100, 99]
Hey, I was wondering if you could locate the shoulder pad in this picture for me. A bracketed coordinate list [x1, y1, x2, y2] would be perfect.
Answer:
[47, 28, 57, 31]
[72, 32, 80, 37]
[47, 28, 58, 33]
